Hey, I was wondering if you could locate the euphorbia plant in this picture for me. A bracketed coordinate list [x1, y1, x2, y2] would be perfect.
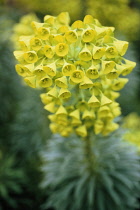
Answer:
[13, 12, 140, 210]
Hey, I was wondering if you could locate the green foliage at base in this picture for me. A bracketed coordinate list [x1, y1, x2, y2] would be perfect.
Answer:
[41, 133, 140, 210]
[10, 87, 51, 162]
[0, 151, 25, 209]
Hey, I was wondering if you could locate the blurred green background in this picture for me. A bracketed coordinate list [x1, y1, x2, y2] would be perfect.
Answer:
[0, 0, 140, 209]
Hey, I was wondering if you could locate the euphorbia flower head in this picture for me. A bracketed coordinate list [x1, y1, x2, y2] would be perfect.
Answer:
[14, 12, 136, 137]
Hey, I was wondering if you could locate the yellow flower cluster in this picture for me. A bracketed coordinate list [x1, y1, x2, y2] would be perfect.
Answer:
[123, 113, 140, 152]
[11, 13, 40, 49]
[86, 0, 140, 40]
[13, 12, 136, 138]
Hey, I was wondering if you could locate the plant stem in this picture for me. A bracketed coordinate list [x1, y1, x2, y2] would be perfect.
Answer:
[84, 133, 95, 175]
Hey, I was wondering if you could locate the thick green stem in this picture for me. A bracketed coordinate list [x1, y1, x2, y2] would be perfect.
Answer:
[84, 133, 95, 175]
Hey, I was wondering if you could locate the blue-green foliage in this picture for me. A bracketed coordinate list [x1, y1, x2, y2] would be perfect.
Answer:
[0, 151, 25, 209]
[41, 133, 140, 210]
[10, 87, 51, 162]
